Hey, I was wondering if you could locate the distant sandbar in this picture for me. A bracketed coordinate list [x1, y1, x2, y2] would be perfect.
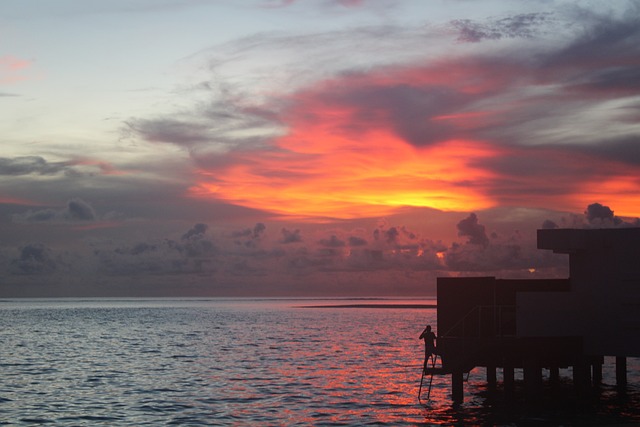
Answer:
[299, 304, 436, 309]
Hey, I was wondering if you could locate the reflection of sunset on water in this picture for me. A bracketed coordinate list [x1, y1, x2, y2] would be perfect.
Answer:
[194, 302, 442, 423]
[3, 299, 639, 425]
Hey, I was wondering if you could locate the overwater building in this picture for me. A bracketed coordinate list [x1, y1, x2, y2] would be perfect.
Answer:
[425, 228, 640, 402]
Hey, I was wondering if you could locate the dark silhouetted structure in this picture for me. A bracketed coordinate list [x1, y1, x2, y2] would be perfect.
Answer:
[425, 228, 640, 403]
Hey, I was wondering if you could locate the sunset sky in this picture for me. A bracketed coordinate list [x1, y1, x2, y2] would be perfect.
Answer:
[1, 0, 639, 297]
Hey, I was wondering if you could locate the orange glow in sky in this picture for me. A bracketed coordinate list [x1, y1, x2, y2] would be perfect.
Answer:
[573, 174, 640, 218]
[187, 65, 512, 219]
[187, 59, 640, 220]
[190, 131, 497, 219]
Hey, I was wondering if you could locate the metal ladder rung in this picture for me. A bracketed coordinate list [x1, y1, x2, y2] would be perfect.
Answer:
[418, 354, 440, 403]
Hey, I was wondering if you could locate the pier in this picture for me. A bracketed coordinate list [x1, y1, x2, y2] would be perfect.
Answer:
[426, 228, 640, 403]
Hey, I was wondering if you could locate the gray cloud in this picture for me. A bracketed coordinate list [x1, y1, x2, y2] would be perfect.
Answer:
[281, 228, 302, 244]
[67, 198, 97, 221]
[542, 203, 640, 230]
[13, 198, 97, 223]
[322, 83, 472, 147]
[231, 222, 267, 248]
[182, 223, 208, 240]
[451, 12, 551, 42]
[573, 136, 640, 167]
[582, 202, 634, 228]
[123, 94, 282, 156]
[0, 208, 581, 296]
[96, 224, 218, 277]
[318, 235, 345, 248]
[542, 4, 640, 72]
[253, 222, 266, 238]
[348, 236, 367, 246]
[0, 156, 73, 176]
[9, 243, 57, 275]
[585, 202, 616, 223]
[124, 119, 213, 147]
[457, 213, 489, 247]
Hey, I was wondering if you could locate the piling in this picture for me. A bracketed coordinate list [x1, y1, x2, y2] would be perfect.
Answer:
[549, 365, 560, 386]
[523, 358, 543, 400]
[592, 359, 603, 386]
[503, 365, 515, 399]
[451, 371, 464, 403]
[486, 365, 497, 390]
[616, 356, 627, 388]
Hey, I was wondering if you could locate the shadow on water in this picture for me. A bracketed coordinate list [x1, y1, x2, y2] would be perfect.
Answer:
[420, 375, 640, 426]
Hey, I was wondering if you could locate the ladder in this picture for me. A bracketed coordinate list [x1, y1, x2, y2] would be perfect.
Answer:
[418, 353, 440, 403]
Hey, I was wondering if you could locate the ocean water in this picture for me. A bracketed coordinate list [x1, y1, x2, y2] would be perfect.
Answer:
[0, 298, 639, 426]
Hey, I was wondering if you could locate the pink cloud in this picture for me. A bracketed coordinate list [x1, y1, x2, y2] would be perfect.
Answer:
[0, 55, 32, 84]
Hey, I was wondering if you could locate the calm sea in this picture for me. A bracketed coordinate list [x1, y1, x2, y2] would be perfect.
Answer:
[1, 298, 639, 426]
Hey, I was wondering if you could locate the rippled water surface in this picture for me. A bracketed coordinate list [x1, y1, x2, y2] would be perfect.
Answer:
[1, 298, 639, 425]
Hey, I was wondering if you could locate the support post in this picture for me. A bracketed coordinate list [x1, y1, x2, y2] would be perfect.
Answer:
[486, 365, 497, 390]
[524, 358, 542, 401]
[573, 359, 591, 396]
[549, 365, 560, 386]
[503, 365, 515, 399]
[592, 360, 602, 386]
[616, 356, 627, 388]
[452, 370, 464, 403]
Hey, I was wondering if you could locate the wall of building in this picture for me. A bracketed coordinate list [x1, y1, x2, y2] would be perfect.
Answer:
[517, 228, 640, 357]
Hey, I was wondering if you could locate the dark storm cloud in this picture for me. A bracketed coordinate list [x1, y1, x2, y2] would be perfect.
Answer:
[451, 12, 551, 42]
[456, 213, 489, 247]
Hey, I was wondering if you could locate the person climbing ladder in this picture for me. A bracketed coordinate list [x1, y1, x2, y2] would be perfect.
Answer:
[419, 324, 437, 367]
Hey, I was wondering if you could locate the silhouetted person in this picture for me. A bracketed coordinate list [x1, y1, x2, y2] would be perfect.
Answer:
[419, 324, 437, 366]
